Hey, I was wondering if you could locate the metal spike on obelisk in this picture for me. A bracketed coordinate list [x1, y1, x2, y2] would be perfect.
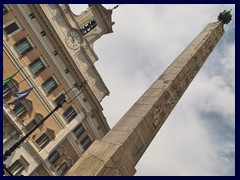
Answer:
[66, 10, 232, 176]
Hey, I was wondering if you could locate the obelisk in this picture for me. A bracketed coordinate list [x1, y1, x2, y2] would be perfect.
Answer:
[66, 11, 232, 176]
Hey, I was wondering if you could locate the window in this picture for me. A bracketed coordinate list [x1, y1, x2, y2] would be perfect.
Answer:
[80, 20, 97, 35]
[63, 106, 77, 123]
[3, 19, 23, 38]
[42, 77, 58, 94]
[8, 160, 24, 175]
[73, 123, 85, 138]
[13, 103, 27, 117]
[57, 162, 69, 175]
[48, 150, 61, 165]
[25, 119, 37, 132]
[12, 99, 32, 118]
[36, 133, 50, 149]
[81, 135, 92, 150]
[4, 22, 19, 35]
[3, 79, 19, 99]
[3, 84, 12, 98]
[54, 93, 66, 106]
[29, 58, 46, 75]
[53, 50, 58, 56]
[35, 128, 54, 149]
[14, 37, 33, 56]
[65, 68, 69, 73]
[40, 31, 46, 36]
[29, 13, 35, 19]
[25, 113, 43, 132]
[12, 99, 32, 119]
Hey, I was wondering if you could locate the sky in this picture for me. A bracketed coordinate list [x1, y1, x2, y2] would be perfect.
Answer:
[69, 4, 235, 176]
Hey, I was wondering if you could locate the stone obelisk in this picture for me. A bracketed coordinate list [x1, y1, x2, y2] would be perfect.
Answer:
[66, 11, 232, 176]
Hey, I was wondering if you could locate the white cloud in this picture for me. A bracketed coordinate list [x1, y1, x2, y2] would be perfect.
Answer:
[70, 4, 235, 176]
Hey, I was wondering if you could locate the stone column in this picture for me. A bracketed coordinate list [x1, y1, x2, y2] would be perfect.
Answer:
[66, 21, 225, 176]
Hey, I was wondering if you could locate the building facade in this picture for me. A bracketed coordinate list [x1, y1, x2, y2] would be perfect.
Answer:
[3, 4, 113, 176]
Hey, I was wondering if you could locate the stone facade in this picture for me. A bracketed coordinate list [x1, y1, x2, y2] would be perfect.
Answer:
[3, 4, 113, 176]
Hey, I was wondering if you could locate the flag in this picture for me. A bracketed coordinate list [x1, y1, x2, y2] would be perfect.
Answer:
[9, 87, 33, 106]
[3, 71, 18, 85]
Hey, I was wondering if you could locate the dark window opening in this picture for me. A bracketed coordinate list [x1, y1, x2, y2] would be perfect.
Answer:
[73, 123, 85, 138]
[48, 150, 61, 165]
[29, 13, 35, 19]
[81, 135, 92, 150]
[4, 22, 19, 35]
[63, 106, 77, 123]
[54, 93, 66, 105]
[80, 20, 97, 35]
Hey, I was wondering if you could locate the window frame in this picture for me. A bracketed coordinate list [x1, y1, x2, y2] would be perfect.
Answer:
[35, 129, 55, 149]
[81, 135, 92, 150]
[42, 76, 59, 94]
[35, 133, 50, 149]
[28, 57, 47, 76]
[12, 99, 32, 118]
[80, 19, 97, 35]
[73, 123, 85, 138]
[57, 162, 69, 175]
[8, 159, 24, 176]
[4, 22, 19, 35]
[54, 92, 66, 106]
[3, 19, 23, 37]
[14, 37, 34, 56]
[13, 102, 28, 118]
[24, 113, 43, 132]
[63, 106, 77, 123]
[3, 79, 19, 99]
[48, 149, 61, 165]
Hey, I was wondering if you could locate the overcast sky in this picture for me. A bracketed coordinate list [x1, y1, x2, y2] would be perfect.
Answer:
[69, 4, 235, 176]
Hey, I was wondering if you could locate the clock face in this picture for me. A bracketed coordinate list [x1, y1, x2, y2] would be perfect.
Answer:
[66, 30, 81, 49]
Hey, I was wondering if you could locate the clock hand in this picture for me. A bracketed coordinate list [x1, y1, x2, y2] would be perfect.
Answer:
[71, 35, 75, 42]
[69, 33, 75, 42]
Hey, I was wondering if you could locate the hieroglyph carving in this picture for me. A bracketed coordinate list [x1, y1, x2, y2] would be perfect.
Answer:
[150, 22, 224, 132]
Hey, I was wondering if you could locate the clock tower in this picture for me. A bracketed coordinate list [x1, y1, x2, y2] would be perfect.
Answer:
[30, 4, 115, 102]
[61, 4, 115, 54]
